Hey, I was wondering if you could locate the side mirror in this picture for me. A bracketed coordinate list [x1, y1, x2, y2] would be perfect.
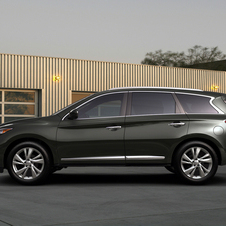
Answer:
[68, 110, 78, 120]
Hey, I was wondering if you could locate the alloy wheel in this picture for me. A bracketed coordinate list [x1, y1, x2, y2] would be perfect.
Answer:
[12, 147, 45, 180]
[180, 146, 213, 179]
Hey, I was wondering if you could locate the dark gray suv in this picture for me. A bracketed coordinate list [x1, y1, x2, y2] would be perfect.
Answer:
[1, 87, 226, 185]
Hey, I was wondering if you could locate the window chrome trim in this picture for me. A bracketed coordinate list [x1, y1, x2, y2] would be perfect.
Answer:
[62, 91, 128, 121]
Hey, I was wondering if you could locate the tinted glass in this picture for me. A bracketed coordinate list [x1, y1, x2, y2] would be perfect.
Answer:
[0, 104, 1, 114]
[0, 91, 2, 101]
[78, 93, 124, 118]
[5, 104, 35, 115]
[131, 92, 176, 115]
[5, 91, 35, 102]
[176, 94, 218, 114]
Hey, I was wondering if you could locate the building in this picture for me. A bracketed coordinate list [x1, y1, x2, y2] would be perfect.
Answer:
[0, 53, 226, 124]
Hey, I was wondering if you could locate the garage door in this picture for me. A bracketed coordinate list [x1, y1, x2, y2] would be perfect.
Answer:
[0, 90, 38, 124]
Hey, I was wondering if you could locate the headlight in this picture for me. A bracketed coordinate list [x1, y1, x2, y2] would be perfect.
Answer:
[0, 128, 13, 134]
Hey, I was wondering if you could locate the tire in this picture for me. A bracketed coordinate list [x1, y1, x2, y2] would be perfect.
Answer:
[165, 166, 176, 174]
[7, 142, 51, 185]
[173, 141, 218, 184]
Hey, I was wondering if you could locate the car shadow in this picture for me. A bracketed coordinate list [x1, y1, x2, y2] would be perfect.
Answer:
[1, 171, 226, 186]
[47, 172, 226, 186]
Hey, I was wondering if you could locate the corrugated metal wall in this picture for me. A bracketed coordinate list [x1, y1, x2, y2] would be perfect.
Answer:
[1, 53, 226, 116]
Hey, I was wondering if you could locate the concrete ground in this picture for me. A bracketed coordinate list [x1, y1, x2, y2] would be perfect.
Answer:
[0, 166, 226, 226]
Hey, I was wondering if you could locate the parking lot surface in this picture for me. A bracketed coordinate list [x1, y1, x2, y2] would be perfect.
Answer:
[0, 166, 226, 226]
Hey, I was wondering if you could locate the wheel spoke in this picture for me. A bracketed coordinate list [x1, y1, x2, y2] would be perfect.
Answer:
[23, 148, 28, 159]
[182, 154, 192, 163]
[14, 154, 25, 164]
[198, 165, 206, 178]
[31, 154, 44, 164]
[22, 167, 29, 179]
[32, 165, 42, 174]
[31, 166, 38, 178]
[198, 158, 212, 163]
[194, 147, 201, 159]
[181, 160, 192, 164]
[13, 160, 24, 165]
[27, 148, 34, 159]
[184, 166, 195, 175]
[15, 166, 27, 176]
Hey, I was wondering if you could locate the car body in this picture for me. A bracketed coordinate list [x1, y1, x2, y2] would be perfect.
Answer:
[1, 87, 226, 185]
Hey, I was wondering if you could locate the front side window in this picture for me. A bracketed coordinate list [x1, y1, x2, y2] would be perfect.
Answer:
[77, 93, 125, 119]
[176, 94, 218, 114]
[130, 92, 176, 115]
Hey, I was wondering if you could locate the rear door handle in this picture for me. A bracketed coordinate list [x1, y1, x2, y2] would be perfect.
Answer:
[168, 122, 185, 127]
[106, 126, 122, 131]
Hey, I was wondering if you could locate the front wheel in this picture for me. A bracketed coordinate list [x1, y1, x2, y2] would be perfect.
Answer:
[174, 141, 218, 184]
[7, 142, 51, 185]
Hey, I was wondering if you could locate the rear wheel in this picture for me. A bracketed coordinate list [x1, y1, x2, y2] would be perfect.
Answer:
[7, 142, 51, 185]
[174, 141, 218, 184]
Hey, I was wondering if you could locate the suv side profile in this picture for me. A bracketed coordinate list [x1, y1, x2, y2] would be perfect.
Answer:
[0, 87, 226, 185]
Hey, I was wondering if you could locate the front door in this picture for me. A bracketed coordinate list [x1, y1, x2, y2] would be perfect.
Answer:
[57, 92, 127, 165]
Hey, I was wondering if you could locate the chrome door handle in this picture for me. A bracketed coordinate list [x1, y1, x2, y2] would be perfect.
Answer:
[106, 126, 122, 131]
[168, 122, 185, 127]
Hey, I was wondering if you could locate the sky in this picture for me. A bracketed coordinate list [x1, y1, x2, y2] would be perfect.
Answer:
[0, 0, 226, 64]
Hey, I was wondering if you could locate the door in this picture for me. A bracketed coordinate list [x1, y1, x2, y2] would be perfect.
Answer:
[57, 92, 127, 165]
[125, 91, 189, 164]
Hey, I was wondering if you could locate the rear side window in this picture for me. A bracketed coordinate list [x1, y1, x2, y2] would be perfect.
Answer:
[131, 92, 176, 115]
[176, 94, 218, 114]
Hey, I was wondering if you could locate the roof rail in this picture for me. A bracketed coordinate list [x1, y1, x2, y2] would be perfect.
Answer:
[109, 86, 203, 91]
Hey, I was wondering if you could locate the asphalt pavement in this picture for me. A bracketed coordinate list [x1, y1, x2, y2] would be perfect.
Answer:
[0, 166, 226, 226]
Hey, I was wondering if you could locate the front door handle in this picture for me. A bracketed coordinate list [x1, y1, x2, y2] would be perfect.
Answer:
[168, 122, 185, 127]
[106, 126, 122, 131]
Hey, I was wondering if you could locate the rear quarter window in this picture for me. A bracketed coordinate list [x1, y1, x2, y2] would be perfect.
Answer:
[211, 95, 226, 114]
[176, 94, 218, 114]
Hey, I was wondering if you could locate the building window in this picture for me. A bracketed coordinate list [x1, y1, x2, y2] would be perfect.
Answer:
[72, 92, 94, 103]
[0, 90, 38, 124]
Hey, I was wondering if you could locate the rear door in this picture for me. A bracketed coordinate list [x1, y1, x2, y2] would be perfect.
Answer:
[125, 91, 189, 164]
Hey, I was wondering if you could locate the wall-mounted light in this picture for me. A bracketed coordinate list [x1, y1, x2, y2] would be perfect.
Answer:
[211, 85, 219, 90]
[53, 76, 61, 82]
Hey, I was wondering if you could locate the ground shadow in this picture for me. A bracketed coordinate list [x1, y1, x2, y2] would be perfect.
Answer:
[1, 170, 226, 186]
[48, 171, 226, 186]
